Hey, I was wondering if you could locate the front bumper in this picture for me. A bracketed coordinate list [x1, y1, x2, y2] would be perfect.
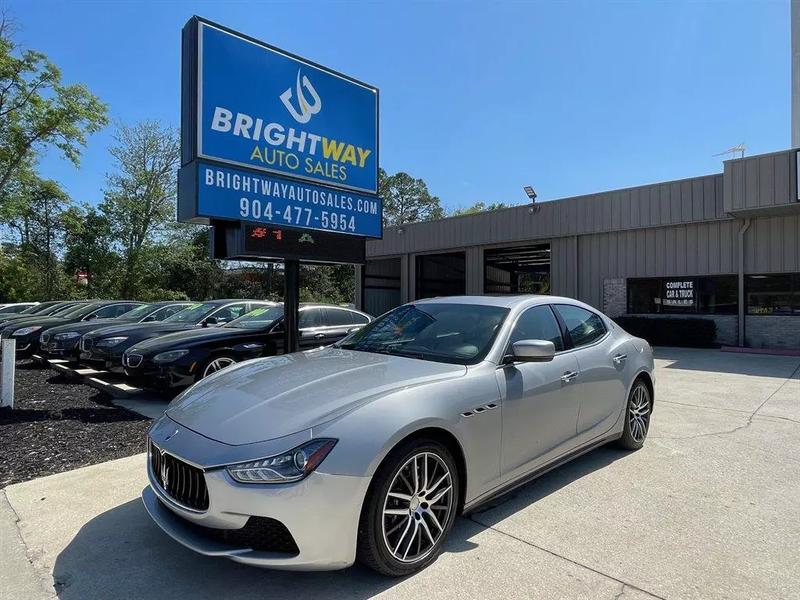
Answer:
[124, 359, 195, 389]
[143, 426, 371, 570]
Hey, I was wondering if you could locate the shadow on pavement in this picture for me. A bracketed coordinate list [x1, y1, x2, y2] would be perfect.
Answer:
[654, 347, 800, 378]
[53, 445, 627, 599]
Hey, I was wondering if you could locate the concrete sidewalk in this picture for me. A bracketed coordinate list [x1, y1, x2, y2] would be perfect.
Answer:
[2, 348, 799, 599]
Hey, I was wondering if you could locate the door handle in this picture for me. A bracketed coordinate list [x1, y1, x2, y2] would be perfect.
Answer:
[613, 353, 628, 365]
[314, 333, 326, 339]
[561, 370, 579, 383]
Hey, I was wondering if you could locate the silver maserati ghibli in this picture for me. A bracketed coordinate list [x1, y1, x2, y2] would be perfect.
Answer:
[143, 295, 654, 576]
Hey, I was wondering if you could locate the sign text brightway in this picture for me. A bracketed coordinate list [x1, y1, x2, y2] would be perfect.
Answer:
[198, 22, 378, 194]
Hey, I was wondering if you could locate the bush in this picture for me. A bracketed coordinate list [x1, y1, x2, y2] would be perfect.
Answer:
[614, 316, 717, 348]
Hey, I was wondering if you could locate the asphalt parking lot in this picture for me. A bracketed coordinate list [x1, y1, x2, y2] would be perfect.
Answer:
[2, 347, 799, 600]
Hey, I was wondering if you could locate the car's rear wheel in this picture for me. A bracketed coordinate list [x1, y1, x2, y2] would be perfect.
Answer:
[357, 438, 459, 577]
[198, 355, 236, 380]
[616, 379, 652, 450]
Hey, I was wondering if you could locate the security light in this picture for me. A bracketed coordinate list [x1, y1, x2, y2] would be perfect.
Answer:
[523, 186, 537, 202]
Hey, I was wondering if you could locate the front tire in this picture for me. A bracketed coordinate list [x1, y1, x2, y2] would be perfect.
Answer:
[616, 379, 652, 450]
[197, 354, 237, 381]
[357, 438, 459, 577]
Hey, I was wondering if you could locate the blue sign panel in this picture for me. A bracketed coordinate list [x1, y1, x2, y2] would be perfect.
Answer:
[197, 22, 378, 194]
[197, 162, 382, 238]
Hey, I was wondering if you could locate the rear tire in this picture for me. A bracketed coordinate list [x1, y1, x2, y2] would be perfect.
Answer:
[616, 379, 652, 450]
[357, 438, 459, 577]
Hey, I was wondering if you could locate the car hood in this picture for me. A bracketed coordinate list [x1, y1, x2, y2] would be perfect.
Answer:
[4, 316, 67, 332]
[166, 347, 467, 445]
[86, 321, 197, 339]
[130, 327, 251, 354]
[45, 318, 136, 336]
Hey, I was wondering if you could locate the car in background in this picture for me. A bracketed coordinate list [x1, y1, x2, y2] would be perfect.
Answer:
[122, 304, 372, 390]
[39, 301, 193, 364]
[143, 295, 655, 575]
[0, 301, 87, 330]
[0, 302, 38, 315]
[79, 299, 273, 373]
[0, 300, 143, 358]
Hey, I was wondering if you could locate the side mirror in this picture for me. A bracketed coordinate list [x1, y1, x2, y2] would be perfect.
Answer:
[142, 315, 156, 322]
[507, 339, 555, 363]
[203, 316, 219, 327]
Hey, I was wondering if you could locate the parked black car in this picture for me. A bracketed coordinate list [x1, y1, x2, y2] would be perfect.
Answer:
[39, 301, 193, 364]
[0, 301, 87, 330]
[122, 303, 372, 390]
[0, 301, 142, 358]
[0, 302, 38, 315]
[79, 299, 272, 373]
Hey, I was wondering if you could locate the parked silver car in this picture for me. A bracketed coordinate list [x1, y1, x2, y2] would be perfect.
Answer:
[143, 295, 654, 576]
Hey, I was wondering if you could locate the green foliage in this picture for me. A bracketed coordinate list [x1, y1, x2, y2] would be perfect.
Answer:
[379, 168, 444, 226]
[449, 201, 511, 216]
[0, 16, 108, 201]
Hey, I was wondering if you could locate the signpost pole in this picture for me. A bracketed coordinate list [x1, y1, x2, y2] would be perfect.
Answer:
[283, 259, 300, 354]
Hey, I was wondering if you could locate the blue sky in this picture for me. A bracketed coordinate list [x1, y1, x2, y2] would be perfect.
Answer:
[8, 0, 790, 212]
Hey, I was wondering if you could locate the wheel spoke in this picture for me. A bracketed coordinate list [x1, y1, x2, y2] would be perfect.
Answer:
[384, 508, 409, 516]
[427, 472, 449, 496]
[426, 509, 443, 532]
[429, 484, 452, 505]
[388, 491, 412, 501]
[393, 517, 413, 555]
[419, 515, 436, 545]
[412, 455, 419, 494]
[402, 521, 419, 559]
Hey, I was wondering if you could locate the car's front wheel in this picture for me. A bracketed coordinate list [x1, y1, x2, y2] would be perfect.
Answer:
[616, 379, 652, 450]
[197, 354, 237, 381]
[357, 438, 459, 576]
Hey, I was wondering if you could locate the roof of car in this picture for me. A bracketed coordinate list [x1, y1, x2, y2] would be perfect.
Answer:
[410, 295, 580, 309]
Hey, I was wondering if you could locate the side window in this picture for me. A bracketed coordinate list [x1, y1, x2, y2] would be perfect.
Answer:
[350, 312, 370, 325]
[326, 309, 354, 327]
[93, 304, 128, 319]
[299, 308, 324, 329]
[554, 304, 607, 348]
[509, 305, 564, 352]
[213, 304, 248, 322]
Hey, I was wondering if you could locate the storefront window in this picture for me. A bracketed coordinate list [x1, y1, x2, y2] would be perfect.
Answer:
[746, 274, 800, 315]
[627, 276, 738, 315]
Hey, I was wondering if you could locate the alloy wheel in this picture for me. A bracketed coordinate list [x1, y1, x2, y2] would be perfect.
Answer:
[628, 384, 651, 443]
[203, 357, 236, 378]
[382, 452, 453, 563]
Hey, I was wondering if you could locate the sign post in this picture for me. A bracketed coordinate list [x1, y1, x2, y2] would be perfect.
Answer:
[1, 339, 15, 409]
[178, 16, 382, 353]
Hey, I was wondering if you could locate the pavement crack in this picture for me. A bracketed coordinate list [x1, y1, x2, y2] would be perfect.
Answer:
[467, 514, 666, 600]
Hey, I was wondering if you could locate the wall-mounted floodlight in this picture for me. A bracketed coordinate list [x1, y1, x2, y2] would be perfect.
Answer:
[523, 186, 537, 202]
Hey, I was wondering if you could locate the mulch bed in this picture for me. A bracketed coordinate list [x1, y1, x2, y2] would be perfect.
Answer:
[0, 361, 152, 487]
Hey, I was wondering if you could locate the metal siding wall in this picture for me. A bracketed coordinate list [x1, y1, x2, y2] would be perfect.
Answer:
[744, 214, 800, 273]
[723, 150, 798, 212]
[367, 174, 725, 258]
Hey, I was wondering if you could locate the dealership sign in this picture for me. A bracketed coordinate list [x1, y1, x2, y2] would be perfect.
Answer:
[178, 17, 382, 242]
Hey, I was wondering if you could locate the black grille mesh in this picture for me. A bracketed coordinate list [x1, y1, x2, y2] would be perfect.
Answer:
[150, 441, 209, 511]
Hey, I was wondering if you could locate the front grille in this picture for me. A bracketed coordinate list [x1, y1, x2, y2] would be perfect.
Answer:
[150, 441, 209, 511]
[125, 353, 143, 368]
[159, 499, 299, 555]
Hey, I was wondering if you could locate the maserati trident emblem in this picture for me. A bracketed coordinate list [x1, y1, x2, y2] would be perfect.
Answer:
[160, 450, 170, 492]
[280, 69, 322, 124]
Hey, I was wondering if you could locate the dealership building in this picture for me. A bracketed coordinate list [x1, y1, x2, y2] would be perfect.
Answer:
[358, 148, 800, 350]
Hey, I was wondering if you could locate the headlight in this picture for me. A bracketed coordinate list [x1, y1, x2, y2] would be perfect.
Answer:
[95, 336, 128, 348]
[54, 332, 80, 340]
[153, 349, 189, 363]
[13, 326, 41, 336]
[226, 439, 337, 484]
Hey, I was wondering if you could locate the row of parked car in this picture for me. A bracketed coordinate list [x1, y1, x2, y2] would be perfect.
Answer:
[0, 299, 372, 392]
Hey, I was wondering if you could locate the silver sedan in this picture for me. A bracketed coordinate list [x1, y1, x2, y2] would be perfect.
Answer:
[143, 295, 654, 576]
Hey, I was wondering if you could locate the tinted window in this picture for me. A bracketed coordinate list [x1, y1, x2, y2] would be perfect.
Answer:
[226, 305, 284, 330]
[338, 303, 509, 365]
[351, 312, 370, 325]
[211, 303, 248, 322]
[299, 308, 324, 329]
[555, 304, 606, 348]
[326, 309, 353, 327]
[164, 303, 217, 323]
[91, 304, 133, 319]
[509, 305, 564, 352]
[151, 304, 190, 320]
[746, 273, 799, 315]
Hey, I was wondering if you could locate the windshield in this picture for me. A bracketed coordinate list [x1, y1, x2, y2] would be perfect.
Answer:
[120, 303, 155, 320]
[164, 302, 217, 323]
[338, 303, 509, 365]
[59, 302, 102, 318]
[225, 305, 283, 330]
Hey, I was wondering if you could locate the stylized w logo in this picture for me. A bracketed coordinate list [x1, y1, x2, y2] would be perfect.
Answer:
[280, 69, 322, 124]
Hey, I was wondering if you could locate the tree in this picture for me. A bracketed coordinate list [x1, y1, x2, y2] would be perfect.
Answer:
[100, 121, 180, 298]
[63, 205, 119, 297]
[0, 14, 108, 201]
[450, 201, 511, 216]
[379, 168, 444, 226]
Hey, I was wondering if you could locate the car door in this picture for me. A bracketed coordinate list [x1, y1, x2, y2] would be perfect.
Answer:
[206, 302, 249, 326]
[321, 308, 357, 345]
[497, 304, 581, 483]
[553, 304, 628, 443]
[298, 307, 327, 349]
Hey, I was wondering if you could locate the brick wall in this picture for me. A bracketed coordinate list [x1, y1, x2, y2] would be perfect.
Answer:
[620, 314, 739, 347]
[603, 278, 626, 317]
[745, 316, 800, 350]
